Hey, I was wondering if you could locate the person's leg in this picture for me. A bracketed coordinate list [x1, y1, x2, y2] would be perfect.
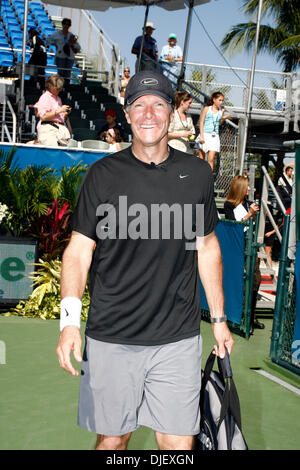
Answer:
[38, 124, 59, 146]
[155, 432, 194, 450]
[198, 148, 206, 159]
[95, 432, 132, 450]
[264, 245, 272, 266]
[55, 57, 65, 78]
[207, 150, 216, 171]
[57, 125, 71, 146]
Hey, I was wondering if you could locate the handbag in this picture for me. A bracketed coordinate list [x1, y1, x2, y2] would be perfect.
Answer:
[195, 349, 248, 450]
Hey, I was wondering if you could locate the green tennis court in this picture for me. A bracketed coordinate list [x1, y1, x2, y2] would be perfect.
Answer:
[0, 316, 299, 450]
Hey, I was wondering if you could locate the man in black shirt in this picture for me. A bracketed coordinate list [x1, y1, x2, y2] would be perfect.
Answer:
[56, 70, 234, 450]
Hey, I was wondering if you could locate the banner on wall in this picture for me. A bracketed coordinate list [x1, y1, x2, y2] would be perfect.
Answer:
[292, 242, 300, 366]
[0, 144, 109, 171]
[199, 220, 245, 325]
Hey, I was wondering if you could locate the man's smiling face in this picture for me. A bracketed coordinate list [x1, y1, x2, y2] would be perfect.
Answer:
[125, 94, 173, 147]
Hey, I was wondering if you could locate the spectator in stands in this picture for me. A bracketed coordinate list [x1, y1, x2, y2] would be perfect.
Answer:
[34, 74, 72, 147]
[277, 165, 293, 210]
[105, 128, 122, 152]
[224, 175, 264, 332]
[120, 67, 131, 104]
[97, 109, 125, 141]
[160, 33, 182, 80]
[47, 18, 81, 88]
[131, 22, 158, 72]
[28, 27, 47, 89]
[197, 92, 232, 171]
[168, 91, 195, 153]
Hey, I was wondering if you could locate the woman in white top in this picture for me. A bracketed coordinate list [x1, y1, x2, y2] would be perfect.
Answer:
[198, 91, 231, 171]
[168, 91, 195, 153]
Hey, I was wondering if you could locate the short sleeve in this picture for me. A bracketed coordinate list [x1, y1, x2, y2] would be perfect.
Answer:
[71, 164, 102, 241]
[34, 93, 61, 119]
[200, 165, 219, 236]
[160, 45, 167, 60]
[176, 46, 183, 57]
[132, 36, 141, 50]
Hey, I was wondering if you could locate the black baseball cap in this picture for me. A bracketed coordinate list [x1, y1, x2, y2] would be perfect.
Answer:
[124, 70, 175, 106]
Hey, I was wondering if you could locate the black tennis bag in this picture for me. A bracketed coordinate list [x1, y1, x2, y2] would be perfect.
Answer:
[195, 350, 248, 450]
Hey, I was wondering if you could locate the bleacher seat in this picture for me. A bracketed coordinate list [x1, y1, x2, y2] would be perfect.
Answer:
[76, 100, 101, 110]
[25, 93, 41, 105]
[81, 140, 109, 150]
[0, 50, 13, 66]
[72, 128, 99, 141]
[69, 117, 91, 129]
[95, 95, 117, 104]
[68, 109, 84, 119]
[92, 118, 107, 131]
[84, 109, 106, 121]
[67, 139, 78, 148]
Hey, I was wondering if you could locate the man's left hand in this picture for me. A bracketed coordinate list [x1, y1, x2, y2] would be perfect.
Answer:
[211, 322, 234, 358]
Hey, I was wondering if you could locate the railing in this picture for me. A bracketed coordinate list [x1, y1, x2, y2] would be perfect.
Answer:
[0, 82, 17, 143]
[183, 62, 292, 115]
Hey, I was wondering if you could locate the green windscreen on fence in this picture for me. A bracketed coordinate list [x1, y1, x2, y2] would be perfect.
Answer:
[199, 220, 245, 325]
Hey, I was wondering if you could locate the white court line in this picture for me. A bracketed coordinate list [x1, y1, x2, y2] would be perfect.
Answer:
[252, 369, 300, 396]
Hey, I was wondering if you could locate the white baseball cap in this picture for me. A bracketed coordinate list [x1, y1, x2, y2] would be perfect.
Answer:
[145, 22, 155, 30]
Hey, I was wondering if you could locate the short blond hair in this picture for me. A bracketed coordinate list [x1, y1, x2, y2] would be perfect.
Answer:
[45, 74, 64, 92]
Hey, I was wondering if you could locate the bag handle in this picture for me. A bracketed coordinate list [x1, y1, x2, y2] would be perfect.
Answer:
[201, 349, 243, 434]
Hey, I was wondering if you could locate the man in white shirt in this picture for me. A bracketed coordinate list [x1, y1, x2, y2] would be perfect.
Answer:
[47, 18, 81, 87]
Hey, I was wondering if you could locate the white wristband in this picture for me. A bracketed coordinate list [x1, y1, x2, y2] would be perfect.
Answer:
[60, 297, 82, 332]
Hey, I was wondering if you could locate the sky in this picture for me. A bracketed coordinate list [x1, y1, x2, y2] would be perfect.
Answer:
[88, 0, 281, 74]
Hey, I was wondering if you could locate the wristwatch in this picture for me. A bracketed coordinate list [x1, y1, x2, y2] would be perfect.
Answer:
[210, 315, 227, 323]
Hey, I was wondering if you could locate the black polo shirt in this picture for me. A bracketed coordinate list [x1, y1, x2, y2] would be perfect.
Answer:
[71, 146, 218, 346]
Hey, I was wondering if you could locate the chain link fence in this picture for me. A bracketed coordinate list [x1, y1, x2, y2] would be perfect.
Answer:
[270, 213, 300, 377]
[215, 122, 238, 197]
[270, 262, 300, 376]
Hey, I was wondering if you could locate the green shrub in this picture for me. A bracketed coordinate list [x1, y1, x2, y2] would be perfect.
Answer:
[7, 258, 90, 321]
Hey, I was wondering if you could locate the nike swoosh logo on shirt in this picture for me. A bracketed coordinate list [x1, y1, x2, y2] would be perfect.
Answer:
[179, 174, 189, 179]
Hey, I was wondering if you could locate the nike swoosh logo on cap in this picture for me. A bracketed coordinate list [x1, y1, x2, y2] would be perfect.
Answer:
[179, 174, 189, 179]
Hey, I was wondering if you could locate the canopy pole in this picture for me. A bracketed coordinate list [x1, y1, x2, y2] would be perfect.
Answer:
[18, 0, 29, 142]
[239, 0, 263, 175]
[137, 4, 149, 73]
[177, 0, 194, 90]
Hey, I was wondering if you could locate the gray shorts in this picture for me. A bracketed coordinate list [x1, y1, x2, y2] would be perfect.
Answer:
[78, 335, 202, 437]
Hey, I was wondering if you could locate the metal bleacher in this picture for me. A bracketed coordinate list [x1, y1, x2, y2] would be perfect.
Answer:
[0, 0, 56, 68]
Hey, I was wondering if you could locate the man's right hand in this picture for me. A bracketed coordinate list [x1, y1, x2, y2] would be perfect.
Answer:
[56, 326, 82, 376]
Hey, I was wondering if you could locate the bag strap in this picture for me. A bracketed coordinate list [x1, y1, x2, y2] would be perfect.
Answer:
[201, 349, 243, 433]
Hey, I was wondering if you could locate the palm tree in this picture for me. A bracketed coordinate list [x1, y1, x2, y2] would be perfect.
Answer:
[220, 0, 300, 72]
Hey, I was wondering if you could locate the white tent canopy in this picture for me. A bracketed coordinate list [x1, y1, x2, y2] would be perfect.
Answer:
[41, 0, 210, 12]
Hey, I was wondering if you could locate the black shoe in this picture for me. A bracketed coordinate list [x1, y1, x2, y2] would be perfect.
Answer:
[253, 319, 265, 329]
